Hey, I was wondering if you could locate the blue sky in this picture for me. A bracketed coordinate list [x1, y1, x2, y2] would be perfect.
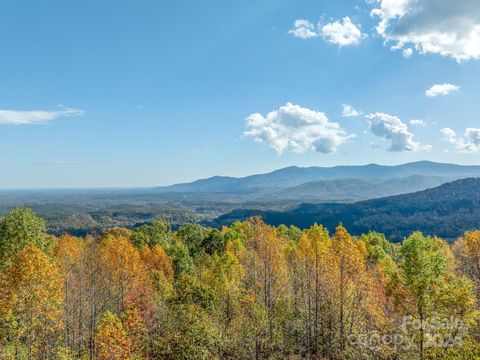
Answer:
[1, 0, 480, 188]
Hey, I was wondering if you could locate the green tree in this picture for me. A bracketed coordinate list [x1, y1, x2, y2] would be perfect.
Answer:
[400, 233, 447, 359]
[360, 231, 396, 265]
[396, 233, 477, 360]
[168, 239, 194, 277]
[130, 221, 173, 249]
[176, 223, 210, 257]
[0, 208, 51, 270]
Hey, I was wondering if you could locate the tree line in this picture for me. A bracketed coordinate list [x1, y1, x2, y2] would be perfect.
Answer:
[1, 208, 480, 359]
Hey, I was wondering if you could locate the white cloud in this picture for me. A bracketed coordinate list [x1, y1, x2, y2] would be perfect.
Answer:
[426, 83, 460, 97]
[366, 112, 432, 152]
[289, 17, 366, 47]
[243, 103, 355, 154]
[341, 103, 361, 117]
[320, 17, 366, 47]
[441, 127, 480, 152]
[0, 106, 84, 125]
[289, 19, 318, 39]
[409, 119, 427, 127]
[403, 48, 413, 58]
[370, 0, 480, 62]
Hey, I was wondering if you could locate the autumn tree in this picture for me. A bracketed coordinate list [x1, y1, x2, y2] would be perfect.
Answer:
[121, 305, 147, 357]
[294, 224, 331, 356]
[95, 311, 132, 360]
[463, 230, 480, 295]
[141, 245, 174, 291]
[54, 234, 86, 355]
[239, 217, 290, 358]
[0, 245, 64, 359]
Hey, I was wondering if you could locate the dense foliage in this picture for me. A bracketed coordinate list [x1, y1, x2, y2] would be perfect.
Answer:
[2, 208, 480, 359]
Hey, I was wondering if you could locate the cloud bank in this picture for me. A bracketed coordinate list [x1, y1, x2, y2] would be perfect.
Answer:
[244, 103, 355, 154]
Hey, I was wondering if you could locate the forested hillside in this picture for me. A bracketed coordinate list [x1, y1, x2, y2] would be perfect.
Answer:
[2, 208, 480, 359]
[213, 177, 480, 241]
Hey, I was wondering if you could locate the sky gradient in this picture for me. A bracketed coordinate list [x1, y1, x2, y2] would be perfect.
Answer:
[1, 0, 480, 188]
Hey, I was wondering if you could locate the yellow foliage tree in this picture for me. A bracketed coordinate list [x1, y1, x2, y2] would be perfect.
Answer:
[295, 224, 331, 356]
[97, 235, 150, 313]
[0, 245, 64, 359]
[465, 230, 480, 274]
[121, 304, 147, 357]
[54, 234, 86, 353]
[95, 311, 131, 360]
[240, 217, 289, 358]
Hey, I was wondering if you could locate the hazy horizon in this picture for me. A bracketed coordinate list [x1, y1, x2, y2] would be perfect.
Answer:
[1, 159, 480, 190]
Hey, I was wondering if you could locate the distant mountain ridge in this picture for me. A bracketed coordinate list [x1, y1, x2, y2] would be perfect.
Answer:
[158, 161, 480, 202]
[210, 177, 480, 241]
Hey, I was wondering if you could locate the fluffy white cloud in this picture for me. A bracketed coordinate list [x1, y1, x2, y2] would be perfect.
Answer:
[320, 17, 366, 47]
[289, 19, 318, 39]
[441, 127, 480, 152]
[366, 112, 432, 152]
[243, 103, 355, 154]
[0, 106, 84, 125]
[341, 103, 361, 117]
[370, 0, 480, 62]
[426, 83, 460, 97]
[409, 119, 427, 127]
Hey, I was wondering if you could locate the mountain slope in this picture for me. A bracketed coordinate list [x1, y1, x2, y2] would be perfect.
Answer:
[211, 178, 480, 241]
[263, 175, 450, 201]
